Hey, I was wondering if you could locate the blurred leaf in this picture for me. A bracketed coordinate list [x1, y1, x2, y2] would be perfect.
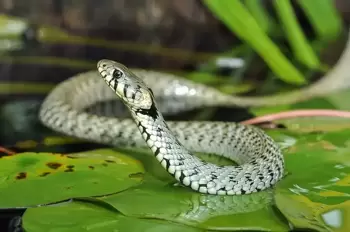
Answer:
[275, 117, 350, 133]
[250, 93, 340, 116]
[0, 55, 95, 69]
[0, 14, 28, 39]
[273, 0, 321, 70]
[37, 26, 216, 62]
[0, 14, 220, 63]
[0, 82, 55, 94]
[0, 149, 144, 208]
[249, 92, 350, 132]
[297, 0, 343, 41]
[249, 88, 350, 132]
[244, 0, 276, 34]
[203, 0, 306, 84]
[326, 89, 350, 111]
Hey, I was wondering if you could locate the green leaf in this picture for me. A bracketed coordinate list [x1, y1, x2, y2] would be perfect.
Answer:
[297, 0, 343, 41]
[94, 178, 288, 231]
[0, 14, 28, 39]
[23, 201, 200, 232]
[326, 89, 350, 111]
[250, 95, 338, 116]
[85, 148, 289, 231]
[18, 124, 350, 231]
[273, 0, 321, 70]
[244, 0, 276, 34]
[249, 88, 350, 132]
[203, 0, 306, 84]
[22, 147, 289, 231]
[276, 117, 350, 133]
[0, 149, 144, 208]
[270, 130, 350, 231]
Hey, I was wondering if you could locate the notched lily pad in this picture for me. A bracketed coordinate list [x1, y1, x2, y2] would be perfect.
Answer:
[0, 149, 145, 208]
[23, 201, 200, 232]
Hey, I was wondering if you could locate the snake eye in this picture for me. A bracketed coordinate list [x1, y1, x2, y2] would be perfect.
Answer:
[112, 69, 123, 79]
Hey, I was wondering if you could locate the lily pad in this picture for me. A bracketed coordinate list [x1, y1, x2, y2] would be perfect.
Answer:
[0, 149, 144, 208]
[85, 148, 289, 231]
[95, 178, 288, 231]
[271, 129, 350, 231]
[22, 201, 200, 232]
[19, 129, 350, 231]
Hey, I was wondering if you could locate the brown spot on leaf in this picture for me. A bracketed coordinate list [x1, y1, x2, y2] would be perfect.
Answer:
[64, 164, 75, 172]
[66, 156, 78, 159]
[39, 172, 51, 177]
[16, 172, 27, 180]
[88, 166, 94, 170]
[105, 160, 115, 163]
[320, 141, 337, 150]
[129, 172, 144, 179]
[307, 141, 337, 151]
[46, 162, 62, 169]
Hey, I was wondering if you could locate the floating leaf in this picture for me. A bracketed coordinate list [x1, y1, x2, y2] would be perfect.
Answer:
[23, 201, 200, 232]
[271, 129, 350, 231]
[0, 149, 144, 208]
[275, 191, 350, 232]
[92, 176, 288, 231]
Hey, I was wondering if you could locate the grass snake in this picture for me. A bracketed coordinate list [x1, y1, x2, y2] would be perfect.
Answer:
[39, 59, 285, 195]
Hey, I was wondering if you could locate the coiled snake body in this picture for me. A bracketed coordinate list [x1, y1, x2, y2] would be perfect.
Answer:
[39, 59, 285, 195]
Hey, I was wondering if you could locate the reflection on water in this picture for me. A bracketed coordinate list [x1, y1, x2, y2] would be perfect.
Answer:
[289, 184, 310, 195]
[178, 191, 273, 223]
[322, 209, 343, 229]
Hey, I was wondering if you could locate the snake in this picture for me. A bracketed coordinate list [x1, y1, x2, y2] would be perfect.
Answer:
[39, 59, 285, 195]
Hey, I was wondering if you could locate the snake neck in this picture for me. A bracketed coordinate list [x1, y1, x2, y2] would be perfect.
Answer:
[129, 102, 208, 176]
[130, 102, 191, 157]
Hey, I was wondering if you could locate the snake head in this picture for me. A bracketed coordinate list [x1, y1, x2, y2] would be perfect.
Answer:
[97, 59, 154, 110]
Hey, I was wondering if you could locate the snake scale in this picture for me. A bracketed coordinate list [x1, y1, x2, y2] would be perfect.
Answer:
[39, 59, 285, 195]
